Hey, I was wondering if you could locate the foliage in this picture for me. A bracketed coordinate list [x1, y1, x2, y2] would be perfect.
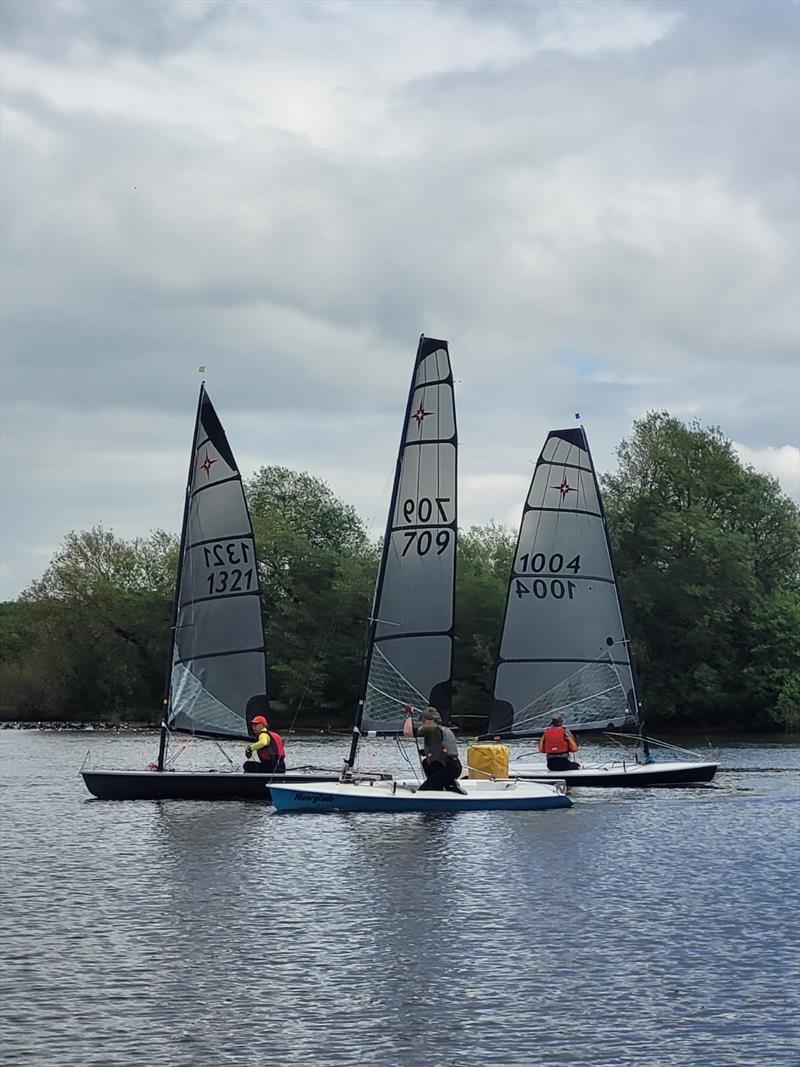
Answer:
[452, 523, 514, 729]
[246, 466, 366, 554]
[742, 590, 800, 731]
[602, 412, 800, 729]
[1, 527, 178, 720]
[2, 424, 798, 732]
[245, 466, 376, 719]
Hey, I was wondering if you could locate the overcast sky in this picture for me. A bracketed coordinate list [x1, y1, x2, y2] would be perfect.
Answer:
[1, 0, 799, 599]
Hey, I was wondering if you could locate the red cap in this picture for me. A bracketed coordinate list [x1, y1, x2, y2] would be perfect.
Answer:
[250, 715, 268, 727]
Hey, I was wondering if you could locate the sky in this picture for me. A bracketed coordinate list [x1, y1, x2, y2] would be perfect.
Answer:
[1, 0, 799, 599]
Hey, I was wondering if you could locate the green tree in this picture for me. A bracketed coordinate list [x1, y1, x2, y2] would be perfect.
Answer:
[743, 589, 800, 730]
[452, 523, 515, 730]
[602, 412, 800, 728]
[245, 466, 376, 720]
[6, 526, 178, 720]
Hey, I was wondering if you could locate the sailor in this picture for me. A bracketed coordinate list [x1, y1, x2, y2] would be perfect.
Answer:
[538, 715, 580, 771]
[405, 706, 467, 794]
[243, 715, 286, 774]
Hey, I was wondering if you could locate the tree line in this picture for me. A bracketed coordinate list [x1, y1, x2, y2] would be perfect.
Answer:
[1, 413, 798, 732]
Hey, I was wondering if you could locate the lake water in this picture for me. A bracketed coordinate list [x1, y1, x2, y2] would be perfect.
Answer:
[1, 730, 798, 1066]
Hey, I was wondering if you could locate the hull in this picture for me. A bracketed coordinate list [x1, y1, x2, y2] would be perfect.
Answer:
[81, 770, 338, 801]
[269, 778, 572, 813]
[512, 759, 719, 788]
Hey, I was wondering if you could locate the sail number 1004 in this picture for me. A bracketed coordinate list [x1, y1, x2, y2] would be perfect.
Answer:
[515, 578, 576, 600]
[515, 553, 581, 600]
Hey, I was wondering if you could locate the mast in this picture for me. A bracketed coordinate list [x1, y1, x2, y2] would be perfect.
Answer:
[580, 424, 641, 723]
[580, 425, 647, 754]
[344, 334, 457, 770]
[344, 336, 425, 773]
[157, 382, 205, 771]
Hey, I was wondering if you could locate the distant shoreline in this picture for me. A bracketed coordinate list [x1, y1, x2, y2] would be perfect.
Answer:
[2, 721, 797, 742]
[0, 720, 351, 734]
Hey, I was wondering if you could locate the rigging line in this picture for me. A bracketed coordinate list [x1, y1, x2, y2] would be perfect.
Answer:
[513, 653, 623, 716]
[366, 467, 395, 531]
[165, 737, 194, 768]
[366, 673, 426, 708]
[599, 732, 644, 762]
[284, 616, 339, 737]
[513, 682, 627, 730]
[395, 735, 422, 782]
[611, 733, 708, 759]
[214, 742, 236, 768]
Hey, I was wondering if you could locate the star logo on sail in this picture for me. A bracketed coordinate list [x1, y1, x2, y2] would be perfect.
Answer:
[201, 452, 216, 478]
[552, 478, 574, 500]
[412, 406, 432, 428]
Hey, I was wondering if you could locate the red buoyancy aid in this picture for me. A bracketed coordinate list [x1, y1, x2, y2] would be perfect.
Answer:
[257, 730, 286, 763]
[542, 726, 571, 755]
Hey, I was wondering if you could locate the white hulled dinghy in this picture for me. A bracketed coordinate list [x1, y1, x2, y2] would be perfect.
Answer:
[269, 777, 570, 813]
[81, 384, 337, 800]
[269, 337, 571, 814]
[482, 425, 718, 788]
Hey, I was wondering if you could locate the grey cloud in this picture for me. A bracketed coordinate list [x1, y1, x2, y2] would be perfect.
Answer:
[1, 0, 798, 597]
[0, 0, 235, 60]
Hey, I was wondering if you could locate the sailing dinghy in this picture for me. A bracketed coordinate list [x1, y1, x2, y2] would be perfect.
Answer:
[81, 384, 337, 800]
[269, 337, 571, 814]
[485, 425, 718, 788]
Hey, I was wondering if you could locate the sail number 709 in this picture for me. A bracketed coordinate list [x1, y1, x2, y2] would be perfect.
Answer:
[402, 496, 451, 523]
[402, 530, 451, 556]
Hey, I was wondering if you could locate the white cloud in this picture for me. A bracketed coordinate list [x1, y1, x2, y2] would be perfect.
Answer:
[537, 0, 683, 56]
[733, 443, 800, 503]
[1, 0, 798, 596]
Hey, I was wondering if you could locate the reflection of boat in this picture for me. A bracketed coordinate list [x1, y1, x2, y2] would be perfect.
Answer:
[82, 383, 336, 801]
[485, 425, 719, 788]
[270, 336, 571, 814]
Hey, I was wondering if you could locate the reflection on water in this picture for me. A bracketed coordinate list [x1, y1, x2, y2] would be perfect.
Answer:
[1, 731, 798, 1066]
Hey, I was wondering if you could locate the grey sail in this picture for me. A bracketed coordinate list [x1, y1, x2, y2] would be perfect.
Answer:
[489, 426, 638, 737]
[359, 336, 457, 735]
[167, 385, 268, 741]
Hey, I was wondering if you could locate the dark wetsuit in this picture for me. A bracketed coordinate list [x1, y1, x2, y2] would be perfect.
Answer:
[417, 723, 464, 792]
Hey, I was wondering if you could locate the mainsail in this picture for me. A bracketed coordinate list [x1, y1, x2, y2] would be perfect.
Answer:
[488, 426, 638, 737]
[165, 385, 268, 742]
[358, 336, 457, 736]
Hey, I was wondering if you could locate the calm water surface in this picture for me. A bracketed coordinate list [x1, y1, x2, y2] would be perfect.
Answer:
[1, 731, 798, 1067]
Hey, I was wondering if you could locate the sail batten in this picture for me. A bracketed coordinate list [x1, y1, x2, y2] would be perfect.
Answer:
[192, 474, 241, 495]
[489, 426, 638, 736]
[189, 533, 255, 548]
[179, 590, 262, 610]
[165, 385, 269, 741]
[357, 336, 457, 737]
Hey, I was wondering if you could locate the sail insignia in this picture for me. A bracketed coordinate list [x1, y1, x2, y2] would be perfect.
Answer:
[359, 337, 457, 735]
[166, 387, 268, 741]
[489, 426, 637, 736]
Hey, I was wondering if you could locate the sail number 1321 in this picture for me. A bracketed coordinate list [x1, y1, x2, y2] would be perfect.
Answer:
[202, 540, 254, 596]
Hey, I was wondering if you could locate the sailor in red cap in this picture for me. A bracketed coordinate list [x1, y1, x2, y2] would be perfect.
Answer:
[243, 715, 286, 774]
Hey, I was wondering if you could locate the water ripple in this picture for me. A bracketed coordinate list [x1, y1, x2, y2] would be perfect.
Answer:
[1, 731, 798, 1066]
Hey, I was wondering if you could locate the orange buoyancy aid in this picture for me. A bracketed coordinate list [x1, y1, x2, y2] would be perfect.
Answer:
[541, 726, 573, 755]
[257, 730, 286, 763]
